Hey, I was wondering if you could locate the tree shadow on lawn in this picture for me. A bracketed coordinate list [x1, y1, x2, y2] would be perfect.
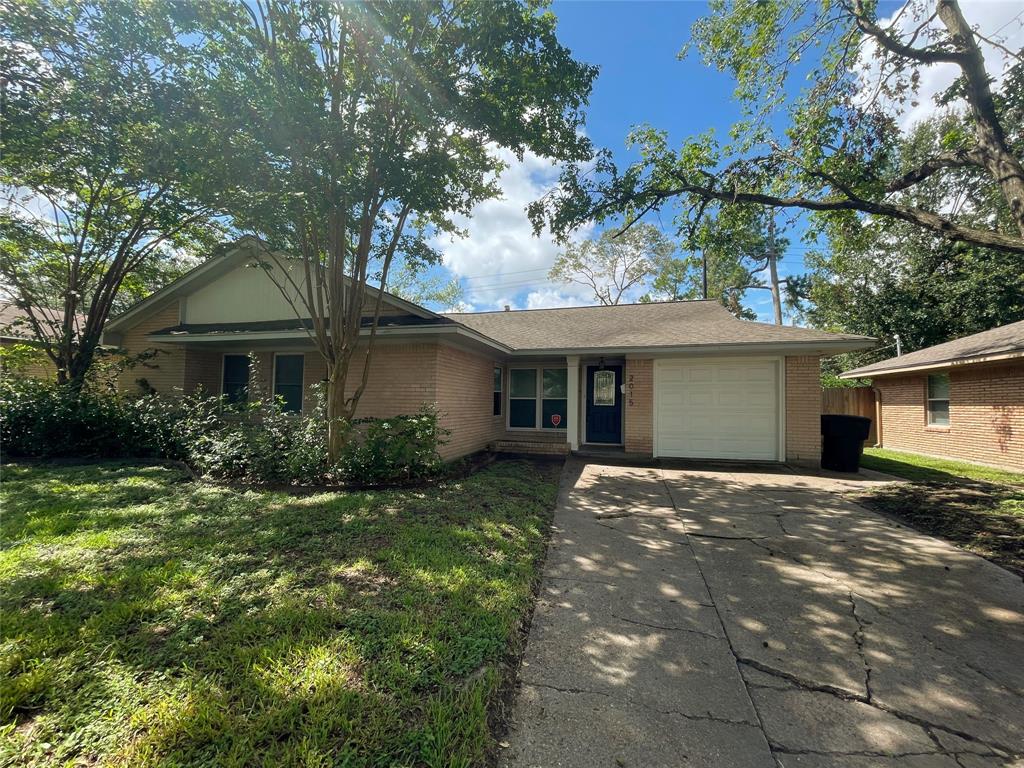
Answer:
[0, 459, 560, 767]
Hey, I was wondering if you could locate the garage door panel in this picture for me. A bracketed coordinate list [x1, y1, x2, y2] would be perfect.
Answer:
[655, 359, 780, 461]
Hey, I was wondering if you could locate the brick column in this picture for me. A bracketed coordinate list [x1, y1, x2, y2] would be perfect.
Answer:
[785, 356, 821, 466]
[624, 358, 654, 455]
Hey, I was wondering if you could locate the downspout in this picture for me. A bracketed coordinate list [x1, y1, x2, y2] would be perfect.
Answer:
[871, 385, 883, 448]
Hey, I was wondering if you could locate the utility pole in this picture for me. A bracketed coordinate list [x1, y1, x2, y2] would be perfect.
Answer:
[701, 250, 708, 300]
[767, 217, 783, 325]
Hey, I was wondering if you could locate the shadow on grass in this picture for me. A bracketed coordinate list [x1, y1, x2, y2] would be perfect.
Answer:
[0, 458, 561, 767]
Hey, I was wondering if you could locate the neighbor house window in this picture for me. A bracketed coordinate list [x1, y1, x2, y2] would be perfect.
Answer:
[493, 366, 503, 416]
[509, 368, 537, 428]
[274, 354, 304, 413]
[222, 354, 250, 404]
[541, 368, 567, 429]
[926, 373, 950, 426]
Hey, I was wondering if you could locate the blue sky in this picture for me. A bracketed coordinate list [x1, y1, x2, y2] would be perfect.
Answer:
[421, 1, 1022, 322]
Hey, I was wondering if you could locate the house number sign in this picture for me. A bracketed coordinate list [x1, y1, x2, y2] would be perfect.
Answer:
[627, 373, 635, 407]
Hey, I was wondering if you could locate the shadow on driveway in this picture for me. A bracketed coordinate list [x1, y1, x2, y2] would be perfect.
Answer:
[500, 458, 1024, 768]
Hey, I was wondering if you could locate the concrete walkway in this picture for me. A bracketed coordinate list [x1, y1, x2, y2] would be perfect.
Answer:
[499, 459, 1024, 768]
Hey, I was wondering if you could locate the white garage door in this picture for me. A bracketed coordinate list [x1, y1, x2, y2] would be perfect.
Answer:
[655, 358, 781, 460]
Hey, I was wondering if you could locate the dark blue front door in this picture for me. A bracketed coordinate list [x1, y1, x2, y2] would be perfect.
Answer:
[585, 365, 623, 444]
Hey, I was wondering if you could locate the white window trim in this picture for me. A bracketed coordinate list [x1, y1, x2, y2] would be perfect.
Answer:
[925, 374, 951, 427]
[221, 352, 250, 402]
[507, 366, 568, 432]
[272, 352, 305, 413]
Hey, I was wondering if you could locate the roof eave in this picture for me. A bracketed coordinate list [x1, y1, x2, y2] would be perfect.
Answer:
[840, 348, 1024, 379]
[146, 322, 514, 353]
[507, 338, 876, 357]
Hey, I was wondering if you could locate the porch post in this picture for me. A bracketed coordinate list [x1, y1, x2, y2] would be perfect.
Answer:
[566, 355, 580, 451]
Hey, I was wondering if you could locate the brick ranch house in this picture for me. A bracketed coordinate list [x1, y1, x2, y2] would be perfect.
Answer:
[842, 320, 1024, 471]
[103, 238, 874, 465]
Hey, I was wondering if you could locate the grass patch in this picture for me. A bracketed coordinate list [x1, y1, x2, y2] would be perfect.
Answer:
[0, 458, 562, 767]
[855, 449, 1023, 577]
[861, 448, 1024, 485]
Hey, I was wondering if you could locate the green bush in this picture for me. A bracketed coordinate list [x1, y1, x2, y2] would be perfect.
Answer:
[340, 405, 450, 485]
[0, 376, 448, 486]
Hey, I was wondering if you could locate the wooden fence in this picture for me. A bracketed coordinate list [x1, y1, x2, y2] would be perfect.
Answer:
[821, 386, 877, 445]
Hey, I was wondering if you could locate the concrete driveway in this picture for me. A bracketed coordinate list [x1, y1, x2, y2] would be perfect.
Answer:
[499, 459, 1024, 768]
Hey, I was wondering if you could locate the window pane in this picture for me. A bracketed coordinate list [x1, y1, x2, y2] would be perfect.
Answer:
[543, 368, 567, 398]
[222, 355, 250, 404]
[509, 398, 536, 428]
[928, 400, 950, 426]
[510, 369, 537, 398]
[274, 355, 304, 413]
[494, 367, 502, 392]
[928, 373, 950, 399]
[493, 391, 502, 416]
[542, 398, 567, 429]
[593, 370, 616, 406]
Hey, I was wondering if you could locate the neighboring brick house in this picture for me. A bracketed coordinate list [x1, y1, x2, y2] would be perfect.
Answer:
[842, 320, 1024, 470]
[103, 237, 873, 465]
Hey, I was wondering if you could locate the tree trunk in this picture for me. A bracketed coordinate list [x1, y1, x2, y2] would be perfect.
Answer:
[326, 359, 352, 463]
[937, 0, 1024, 237]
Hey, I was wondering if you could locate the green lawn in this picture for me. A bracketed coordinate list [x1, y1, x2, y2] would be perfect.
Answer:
[861, 447, 1024, 485]
[855, 448, 1023, 576]
[0, 459, 562, 768]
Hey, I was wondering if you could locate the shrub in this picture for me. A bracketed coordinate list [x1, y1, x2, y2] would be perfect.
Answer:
[0, 376, 449, 486]
[340, 405, 450, 485]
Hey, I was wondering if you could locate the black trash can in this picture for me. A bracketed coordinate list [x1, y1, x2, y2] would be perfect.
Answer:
[820, 415, 872, 472]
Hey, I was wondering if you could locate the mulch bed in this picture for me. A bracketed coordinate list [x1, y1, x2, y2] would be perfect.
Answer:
[852, 480, 1024, 578]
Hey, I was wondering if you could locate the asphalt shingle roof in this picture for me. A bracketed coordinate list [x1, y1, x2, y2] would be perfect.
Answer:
[842, 319, 1024, 378]
[444, 300, 872, 352]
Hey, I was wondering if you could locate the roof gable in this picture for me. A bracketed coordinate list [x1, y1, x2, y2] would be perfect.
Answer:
[106, 236, 440, 334]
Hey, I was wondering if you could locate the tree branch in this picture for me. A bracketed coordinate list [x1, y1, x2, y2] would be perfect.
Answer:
[885, 147, 987, 192]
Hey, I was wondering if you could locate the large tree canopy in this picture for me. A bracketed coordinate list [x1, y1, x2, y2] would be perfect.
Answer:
[804, 113, 1024, 374]
[531, 0, 1024, 257]
[0, 0, 226, 390]
[175, 0, 596, 458]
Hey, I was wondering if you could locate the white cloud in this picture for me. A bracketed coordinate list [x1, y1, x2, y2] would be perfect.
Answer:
[523, 287, 592, 310]
[431, 146, 594, 311]
[856, 1, 1024, 130]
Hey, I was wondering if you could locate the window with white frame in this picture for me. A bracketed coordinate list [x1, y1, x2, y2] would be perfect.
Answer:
[508, 367, 567, 430]
[926, 373, 950, 426]
[541, 368, 568, 429]
[493, 366, 502, 416]
[274, 354, 305, 413]
[509, 368, 537, 428]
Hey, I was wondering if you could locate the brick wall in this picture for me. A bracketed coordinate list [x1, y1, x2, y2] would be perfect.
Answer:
[116, 302, 186, 395]
[183, 348, 223, 396]
[785, 356, 821, 466]
[434, 344, 505, 460]
[875, 363, 1023, 470]
[624, 358, 653, 454]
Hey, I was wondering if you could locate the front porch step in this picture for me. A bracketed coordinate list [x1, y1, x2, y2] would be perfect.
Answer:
[492, 439, 570, 456]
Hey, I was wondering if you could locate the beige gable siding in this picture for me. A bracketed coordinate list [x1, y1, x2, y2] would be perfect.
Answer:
[434, 344, 504, 459]
[875, 363, 1023, 470]
[785, 355, 821, 465]
[116, 302, 186, 395]
[184, 261, 406, 325]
